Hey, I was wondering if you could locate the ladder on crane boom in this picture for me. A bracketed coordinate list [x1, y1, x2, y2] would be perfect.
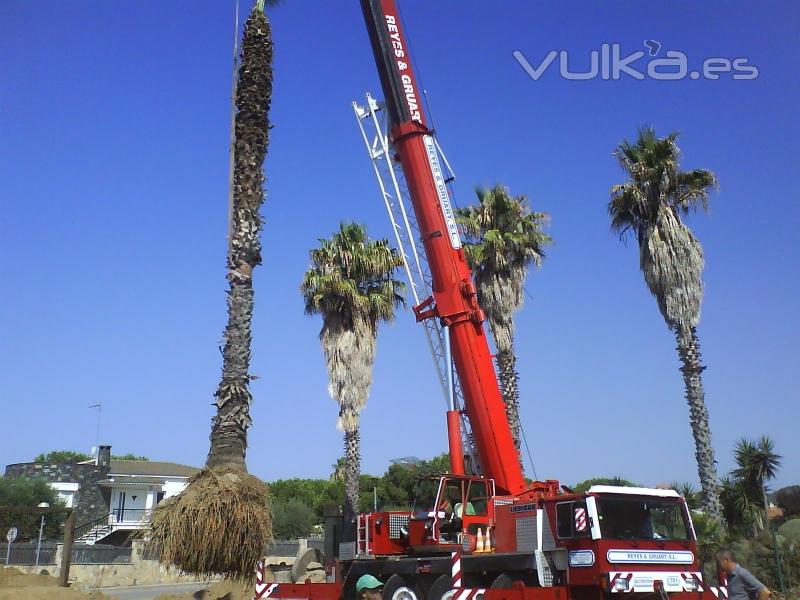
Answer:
[352, 93, 481, 475]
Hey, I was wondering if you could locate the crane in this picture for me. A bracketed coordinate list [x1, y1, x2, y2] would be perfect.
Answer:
[359, 0, 527, 496]
[254, 3, 729, 599]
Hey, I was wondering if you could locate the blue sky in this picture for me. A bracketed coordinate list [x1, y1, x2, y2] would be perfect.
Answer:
[1, 1, 797, 492]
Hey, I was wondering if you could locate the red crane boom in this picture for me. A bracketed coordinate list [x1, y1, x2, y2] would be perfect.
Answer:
[359, 0, 525, 496]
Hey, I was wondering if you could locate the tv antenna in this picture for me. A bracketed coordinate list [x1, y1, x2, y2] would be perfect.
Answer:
[88, 403, 102, 447]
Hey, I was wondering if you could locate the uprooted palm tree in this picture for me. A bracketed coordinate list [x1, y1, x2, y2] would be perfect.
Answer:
[456, 185, 551, 454]
[149, 1, 274, 577]
[301, 223, 404, 540]
[609, 126, 722, 521]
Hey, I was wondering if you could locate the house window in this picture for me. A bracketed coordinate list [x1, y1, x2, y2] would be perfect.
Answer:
[556, 501, 590, 538]
[156, 491, 166, 504]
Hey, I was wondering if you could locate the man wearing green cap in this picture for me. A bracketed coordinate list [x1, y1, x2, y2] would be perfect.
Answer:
[356, 574, 383, 600]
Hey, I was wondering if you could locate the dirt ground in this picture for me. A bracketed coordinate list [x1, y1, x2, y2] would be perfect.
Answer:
[0, 566, 109, 599]
[154, 580, 252, 600]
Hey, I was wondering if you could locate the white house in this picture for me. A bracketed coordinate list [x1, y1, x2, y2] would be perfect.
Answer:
[6, 445, 199, 545]
[102, 459, 197, 524]
[76, 457, 199, 544]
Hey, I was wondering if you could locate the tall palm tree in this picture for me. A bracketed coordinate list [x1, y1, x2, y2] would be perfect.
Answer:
[149, 2, 274, 577]
[609, 127, 722, 520]
[301, 223, 404, 540]
[456, 185, 551, 454]
[207, 0, 273, 470]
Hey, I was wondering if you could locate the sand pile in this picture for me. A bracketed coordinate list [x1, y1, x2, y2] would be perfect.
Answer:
[0, 566, 108, 599]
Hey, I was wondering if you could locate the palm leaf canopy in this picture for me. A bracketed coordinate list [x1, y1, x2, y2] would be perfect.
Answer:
[457, 185, 551, 276]
[301, 222, 405, 326]
[609, 127, 717, 243]
[609, 127, 717, 331]
[733, 436, 783, 484]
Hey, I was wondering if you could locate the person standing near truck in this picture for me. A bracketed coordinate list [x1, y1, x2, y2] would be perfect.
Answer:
[356, 574, 384, 600]
[717, 549, 771, 600]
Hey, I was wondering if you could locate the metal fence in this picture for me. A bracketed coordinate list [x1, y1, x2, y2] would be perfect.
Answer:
[0, 543, 57, 565]
[0, 538, 324, 567]
[267, 537, 324, 558]
[139, 541, 159, 561]
[71, 544, 131, 564]
[0, 543, 132, 565]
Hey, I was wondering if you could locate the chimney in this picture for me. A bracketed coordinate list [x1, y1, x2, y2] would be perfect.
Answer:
[97, 445, 111, 469]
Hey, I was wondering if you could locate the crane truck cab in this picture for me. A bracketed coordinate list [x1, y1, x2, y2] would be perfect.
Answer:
[494, 484, 708, 596]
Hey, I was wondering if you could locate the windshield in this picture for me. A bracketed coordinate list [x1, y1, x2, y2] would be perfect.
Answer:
[596, 497, 690, 541]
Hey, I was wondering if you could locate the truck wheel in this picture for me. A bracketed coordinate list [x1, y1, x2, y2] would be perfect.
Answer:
[490, 573, 514, 589]
[490, 572, 538, 589]
[383, 574, 423, 600]
[427, 575, 457, 600]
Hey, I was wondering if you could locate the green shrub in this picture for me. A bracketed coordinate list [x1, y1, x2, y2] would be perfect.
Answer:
[272, 498, 316, 540]
[728, 532, 800, 591]
[776, 487, 800, 519]
[779, 519, 800, 547]
[572, 477, 639, 493]
[0, 477, 66, 540]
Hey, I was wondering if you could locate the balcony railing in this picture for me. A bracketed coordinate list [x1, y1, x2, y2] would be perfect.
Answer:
[74, 509, 154, 543]
[110, 508, 152, 524]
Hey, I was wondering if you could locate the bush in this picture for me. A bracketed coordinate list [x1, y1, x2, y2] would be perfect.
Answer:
[572, 477, 638, 493]
[728, 532, 800, 591]
[272, 498, 316, 539]
[776, 487, 800, 519]
[0, 477, 66, 540]
[34, 450, 90, 463]
[779, 519, 800, 547]
[691, 511, 723, 583]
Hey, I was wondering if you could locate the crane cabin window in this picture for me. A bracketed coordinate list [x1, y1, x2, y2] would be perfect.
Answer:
[556, 501, 590, 538]
[596, 497, 690, 540]
[464, 480, 488, 516]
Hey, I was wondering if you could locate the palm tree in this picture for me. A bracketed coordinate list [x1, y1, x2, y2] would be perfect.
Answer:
[301, 223, 404, 540]
[456, 185, 551, 454]
[732, 436, 785, 591]
[207, 0, 273, 470]
[330, 457, 346, 482]
[608, 127, 722, 521]
[733, 436, 783, 530]
[148, 1, 274, 577]
[671, 481, 700, 510]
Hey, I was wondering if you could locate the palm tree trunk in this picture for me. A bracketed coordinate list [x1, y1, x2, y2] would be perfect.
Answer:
[496, 343, 522, 455]
[676, 326, 722, 521]
[208, 280, 254, 470]
[207, 7, 272, 470]
[343, 428, 360, 542]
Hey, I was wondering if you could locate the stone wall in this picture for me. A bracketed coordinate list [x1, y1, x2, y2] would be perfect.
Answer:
[8, 540, 299, 588]
[4, 458, 111, 525]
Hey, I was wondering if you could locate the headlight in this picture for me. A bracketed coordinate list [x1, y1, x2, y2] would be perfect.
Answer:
[684, 577, 699, 591]
[613, 578, 629, 591]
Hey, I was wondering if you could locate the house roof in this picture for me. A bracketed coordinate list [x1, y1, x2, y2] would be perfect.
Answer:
[109, 460, 198, 478]
[98, 476, 174, 486]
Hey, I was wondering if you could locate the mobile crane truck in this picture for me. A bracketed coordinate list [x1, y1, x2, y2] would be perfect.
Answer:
[255, 2, 729, 599]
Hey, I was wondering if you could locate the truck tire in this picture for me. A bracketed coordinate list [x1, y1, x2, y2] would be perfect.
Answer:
[383, 574, 423, 600]
[490, 573, 514, 589]
[490, 572, 538, 589]
[427, 575, 457, 600]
